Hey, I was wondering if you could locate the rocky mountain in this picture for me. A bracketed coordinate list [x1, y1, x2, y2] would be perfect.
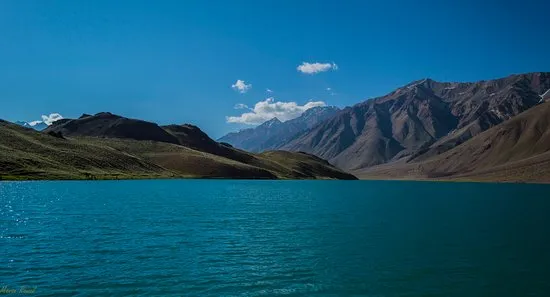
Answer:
[15, 121, 48, 131]
[218, 118, 286, 153]
[281, 72, 550, 171]
[218, 106, 340, 152]
[4, 112, 356, 180]
[357, 101, 550, 183]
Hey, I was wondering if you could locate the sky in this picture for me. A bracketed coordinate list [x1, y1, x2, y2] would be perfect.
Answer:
[1, 0, 549, 138]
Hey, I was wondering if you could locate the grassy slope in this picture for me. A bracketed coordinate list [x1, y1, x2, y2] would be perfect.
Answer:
[0, 121, 171, 180]
[356, 102, 550, 183]
[80, 138, 357, 179]
[259, 150, 358, 180]
[0, 121, 356, 180]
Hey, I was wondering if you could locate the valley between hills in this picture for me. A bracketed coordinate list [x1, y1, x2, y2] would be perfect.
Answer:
[2, 72, 550, 182]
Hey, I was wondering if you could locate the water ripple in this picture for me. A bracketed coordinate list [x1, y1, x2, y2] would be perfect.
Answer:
[2, 180, 550, 296]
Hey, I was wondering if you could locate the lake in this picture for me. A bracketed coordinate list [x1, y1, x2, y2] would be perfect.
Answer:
[1, 180, 549, 296]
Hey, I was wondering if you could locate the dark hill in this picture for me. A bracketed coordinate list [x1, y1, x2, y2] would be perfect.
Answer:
[162, 123, 259, 164]
[163, 124, 227, 154]
[45, 112, 179, 144]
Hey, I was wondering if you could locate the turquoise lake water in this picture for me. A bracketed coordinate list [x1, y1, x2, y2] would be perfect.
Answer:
[1, 180, 550, 296]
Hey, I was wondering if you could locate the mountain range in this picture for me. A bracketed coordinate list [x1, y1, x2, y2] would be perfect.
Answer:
[221, 72, 550, 182]
[15, 121, 48, 131]
[0, 112, 356, 180]
[3, 72, 550, 182]
[281, 72, 550, 170]
[218, 106, 340, 152]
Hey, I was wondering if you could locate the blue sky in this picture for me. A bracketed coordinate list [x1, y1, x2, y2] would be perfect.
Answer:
[1, 0, 549, 138]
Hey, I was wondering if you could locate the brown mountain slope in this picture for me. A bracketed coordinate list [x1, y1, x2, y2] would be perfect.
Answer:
[281, 72, 550, 171]
[46, 113, 260, 165]
[162, 124, 258, 164]
[1, 119, 356, 180]
[356, 102, 550, 182]
[45, 113, 321, 174]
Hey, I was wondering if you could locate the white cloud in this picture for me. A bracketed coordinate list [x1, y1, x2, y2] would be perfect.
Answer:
[41, 113, 64, 125]
[297, 62, 338, 74]
[266, 88, 273, 93]
[226, 98, 326, 125]
[231, 80, 252, 93]
[28, 120, 44, 126]
[326, 87, 332, 91]
[234, 103, 250, 110]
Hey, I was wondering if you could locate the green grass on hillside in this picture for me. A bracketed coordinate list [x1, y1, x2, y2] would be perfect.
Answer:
[0, 121, 356, 180]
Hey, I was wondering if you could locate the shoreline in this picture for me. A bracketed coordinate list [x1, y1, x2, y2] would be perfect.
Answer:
[2, 174, 549, 185]
[0, 174, 355, 182]
[357, 176, 550, 185]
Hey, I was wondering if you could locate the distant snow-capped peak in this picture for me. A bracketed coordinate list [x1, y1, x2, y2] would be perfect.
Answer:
[261, 117, 282, 127]
[14, 121, 48, 131]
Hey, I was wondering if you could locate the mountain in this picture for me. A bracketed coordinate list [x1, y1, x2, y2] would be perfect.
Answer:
[1, 119, 168, 180]
[357, 101, 550, 183]
[218, 106, 340, 152]
[2, 113, 356, 180]
[44, 112, 180, 144]
[217, 118, 285, 153]
[15, 121, 48, 131]
[281, 72, 550, 171]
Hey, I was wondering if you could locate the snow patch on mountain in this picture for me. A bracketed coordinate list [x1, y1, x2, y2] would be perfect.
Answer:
[15, 121, 48, 131]
[14, 113, 64, 131]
